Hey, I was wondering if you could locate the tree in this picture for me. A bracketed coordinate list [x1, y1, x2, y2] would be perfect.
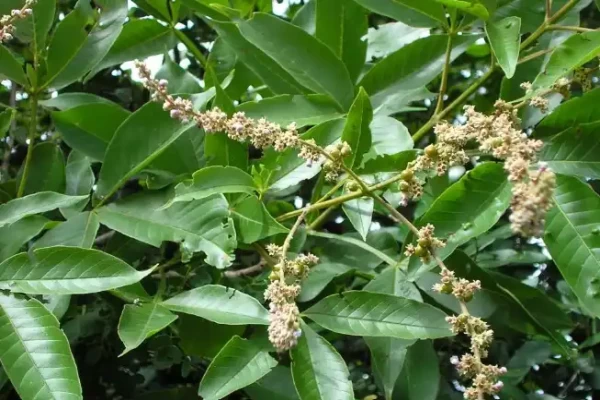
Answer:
[0, 0, 599, 399]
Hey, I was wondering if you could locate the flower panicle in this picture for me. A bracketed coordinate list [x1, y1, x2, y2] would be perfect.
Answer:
[135, 61, 351, 181]
[0, 0, 36, 42]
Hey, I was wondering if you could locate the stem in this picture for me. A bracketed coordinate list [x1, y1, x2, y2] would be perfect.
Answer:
[279, 209, 308, 282]
[174, 29, 207, 67]
[1, 83, 17, 182]
[517, 48, 553, 65]
[546, 0, 552, 20]
[547, 24, 595, 33]
[308, 204, 337, 230]
[16, 94, 38, 198]
[435, 34, 454, 114]
[521, 0, 582, 50]
[224, 261, 265, 278]
[252, 243, 276, 267]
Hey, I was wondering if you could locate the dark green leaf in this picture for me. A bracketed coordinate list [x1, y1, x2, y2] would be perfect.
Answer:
[0, 292, 82, 400]
[172, 166, 257, 203]
[437, 0, 490, 19]
[33, 212, 99, 249]
[0, 246, 154, 295]
[303, 291, 452, 339]
[504, 341, 552, 384]
[162, 284, 269, 325]
[239, 13, 354, 110]
[0, 109, 14, 138]
[238, 95, 343, 129]
[0, 45, 27, 86]
[245, 366, 299, 400]
[476, 246, 551, 268]
[394, 340, 439, 400]
[198, 336, 277, 400]
[0, 192, 88, 228]
[315, 0, 368, 82]
[0, 0, 55, 54]
[357, 150, 417, 174]
[309, 230, 397, 267]
[342, 88, 373, 168]
[537, 89, 600, 137]
[40, 92, 118, 110]
[0, 216, 48, 261]
[298, 263, 353, 303]
[544, 174, 600, 318]
[231, 196, 288, 244]
[290, 322, 354, 400]
[97, 191, 236, 269]
[485, 16, 521, 78]
[118, 303, 178, 355]
[17, 143, 65, 195]
[364, 267, 422, 301]
[353, 0, 446, 27]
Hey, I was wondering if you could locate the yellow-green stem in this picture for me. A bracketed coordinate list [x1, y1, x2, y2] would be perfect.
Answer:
[435, 34, 454, 114]
[174, 29, 207, 67]
[17, 94, 38, 198]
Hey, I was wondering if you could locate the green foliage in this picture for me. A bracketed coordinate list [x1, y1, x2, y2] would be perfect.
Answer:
[0, 0, 599, 399]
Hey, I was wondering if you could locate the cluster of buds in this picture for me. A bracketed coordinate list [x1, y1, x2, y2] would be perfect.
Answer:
[322, 142, 352, 181]
[263, 243, 318, 352]
[404, 224, 445, 263]
[573, 67, 594, 92]
[0, 0, 36, 42]
[436, 272, 506, 399]
[135, 61, 323, 167]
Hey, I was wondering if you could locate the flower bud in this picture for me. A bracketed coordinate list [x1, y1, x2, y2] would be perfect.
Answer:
[400, 169, 414, 181]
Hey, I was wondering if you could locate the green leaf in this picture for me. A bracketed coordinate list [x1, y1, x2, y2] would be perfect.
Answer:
[172, 166, 257, 204]
[357, 150, 417, 174]
[237, 95, 344, 129]
[437, 0, 490, 19]
[290, 322, 354, 400]
[342, 192, 374, 241]
[353, 0, 446, 27]
[40, 92, 118, 110]
[65, 151, 94, 197]
[366, 22, 430, 61]
[0, 109, 14, 138]
[91, 18, 177, 76]
[156, 55, 202, 94]
[303, 291, 452, 339]
[364, 267, 423, 301]
[232, 196, 288, 244]
[0, 0, 55, 54]
[239, 13, 354, 110]
[342, 88, 373, 168]
[359, 35, 477, 112]
[315, 0, 368, 82]
[118, 303, 178, 355]
[97, 191, 236, 269]
[504, 341, 552, 384]
[179, 314, 244, 359]
[52, 103, 130, 161]
[0, 192, 88, 228]
[0, 45, 27, 86]
[539, 123, 600, 179]
[263, 118, 345, 192]
[245, 366, 299, 400]
[537, 89, 600, 137]
[532, 31, 600, 90]
[476, 246, 550, 268]
[97, 102, 201, 200]
[198, 336, 277, 400]
[363, 116, 413, 163]
[408, 163, 511, 278]
[0, 216, 48, 262]
[485, 16, 521, 78]
[544, 174, 600, 318]
[394, 340, 440, 400]
[32, 212, 100, 249]
[162, 284, 269, 325]
[0, 292, 82, 400]
[0, 246, 154, 295]
[17, 143, 65, 195]
[298, 263, 353, 303]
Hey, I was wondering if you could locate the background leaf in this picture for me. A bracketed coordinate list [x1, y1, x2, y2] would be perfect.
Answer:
[118, 303, 178, 355]
[341, 88, 373, 168]
[353, 0, 446, 27]
[231, 195, 288, 243]
[0, 216, 48, 262]
[0, 192, 87, 227]
[17, 143, 65, 195]
[485, 16, 521, 78]
[172, 166, 257, 203]
[32, 211, 99, 249]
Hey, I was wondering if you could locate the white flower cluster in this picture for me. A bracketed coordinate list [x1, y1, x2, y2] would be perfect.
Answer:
[0, 0, 36, 42]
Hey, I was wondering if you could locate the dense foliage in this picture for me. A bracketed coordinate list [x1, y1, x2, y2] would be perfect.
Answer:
[0, 0, 600, 399]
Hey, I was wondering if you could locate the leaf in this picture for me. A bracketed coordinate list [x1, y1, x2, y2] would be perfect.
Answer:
[544, 174, 600, 318]
[504, 341, 552, 384]
[90, 18, 177, 76]
[539, 123, 600, 179]
[342, 88, 373, 168]
[0, 109, 14, 138]
[245, 366, 299, 400]
[232, 196, 288, 244]
[537, 89, 600, 137]
[32, 212, 100, 249]
[298, 263, 353, 303]
[303, 291, 452, 339]
[97, 102, 202, 200]
[156, 55, 202, 94]
[162, 284, 269, 325]
[0, 246, 154, 295]
[357, 150, 417, 174]
[17, 143, 65, 195]
[437, 0, 490, 19]
[64, 151, 94, 197]
[364, 267, 423, 302]
[394, 340, 440, 400]
[0, 192, 88, 228]
[353, 0, 446, 27]
[0, 216, 48, 262]
[315, 0, 368, 82]
[172, 166, 257, 204]
[198, 336, 277, 400]
[0, 45, 27, 86]
[237, 95, 343, 129]
[363, 116, 413, 163]
[290, 322, 354, 400]
[118, 303, 178, 355]
[0, 0, 55, 58]
[0, 292, 82, 400]
[40, 92, 118, 110]
[532, 31, 600, 90]
[52, 103, 130, 161]
[359, 35, 477, 112]
[97, 191, 235, 269]
[485, 16, 521, 78]
[476, 246, 550, 268]
[263, 118, 345, 192]
[342, 192, 374, 241]
[366, 22, 430, 61]
[239, 13, 354, 110]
